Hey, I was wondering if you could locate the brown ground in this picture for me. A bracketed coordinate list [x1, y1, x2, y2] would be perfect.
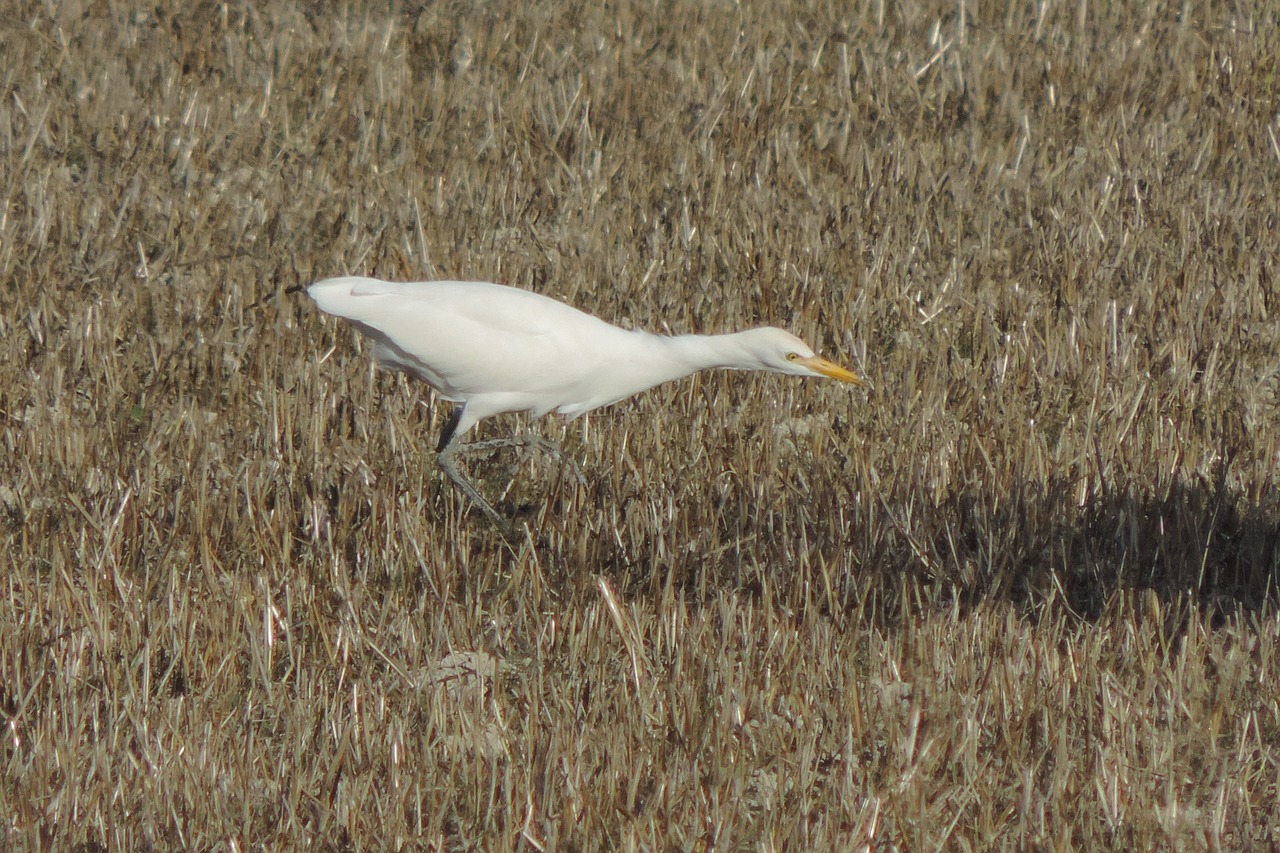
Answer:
[2, 0, 1278, 848]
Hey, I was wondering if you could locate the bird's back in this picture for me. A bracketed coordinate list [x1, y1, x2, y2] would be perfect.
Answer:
[308, 277, 655, 415]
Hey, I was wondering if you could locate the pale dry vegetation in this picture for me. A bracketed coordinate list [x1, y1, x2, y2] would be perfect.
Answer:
[2, 0, 1279, 849]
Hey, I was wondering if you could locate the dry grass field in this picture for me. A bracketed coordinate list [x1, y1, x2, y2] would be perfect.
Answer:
[3, 0, 1279, 848]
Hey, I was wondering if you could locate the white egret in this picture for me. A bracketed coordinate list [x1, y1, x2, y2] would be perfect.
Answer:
[307, 276, 866, 524]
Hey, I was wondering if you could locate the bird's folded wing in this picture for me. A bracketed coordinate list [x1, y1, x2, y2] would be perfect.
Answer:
[315, 278, 636, 399]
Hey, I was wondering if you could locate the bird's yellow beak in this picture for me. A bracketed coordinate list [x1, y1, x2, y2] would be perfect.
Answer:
[800, 355, 868, 387]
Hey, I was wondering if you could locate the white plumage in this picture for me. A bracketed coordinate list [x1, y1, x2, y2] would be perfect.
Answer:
[308, 276, 865, 523]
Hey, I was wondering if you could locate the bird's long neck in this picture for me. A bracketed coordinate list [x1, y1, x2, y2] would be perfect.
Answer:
[653, 331, 759, 376]
[550, 330, 761, 415]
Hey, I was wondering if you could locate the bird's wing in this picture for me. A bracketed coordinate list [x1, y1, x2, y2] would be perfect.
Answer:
[310, 278, 638, 405]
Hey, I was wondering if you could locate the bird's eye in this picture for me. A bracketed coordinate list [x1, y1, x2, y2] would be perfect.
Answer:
[786, 352, 800, 361]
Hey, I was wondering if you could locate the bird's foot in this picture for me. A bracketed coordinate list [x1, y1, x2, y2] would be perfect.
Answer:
[436, 434, 585, 532]
[458, 435, 586, 485]
[437, 454, 506, 527]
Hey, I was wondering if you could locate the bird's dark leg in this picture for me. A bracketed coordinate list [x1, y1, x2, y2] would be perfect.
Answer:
[435, 407, 504, 525]
[436, 407, 463, 454]
[435, 406, 586, 525]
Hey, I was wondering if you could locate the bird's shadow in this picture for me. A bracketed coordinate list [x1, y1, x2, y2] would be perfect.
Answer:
[564, 462, 1279, 628]
[911, 474, 1280, 623]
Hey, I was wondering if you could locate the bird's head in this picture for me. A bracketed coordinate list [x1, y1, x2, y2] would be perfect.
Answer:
[739, 328, 867, 387]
